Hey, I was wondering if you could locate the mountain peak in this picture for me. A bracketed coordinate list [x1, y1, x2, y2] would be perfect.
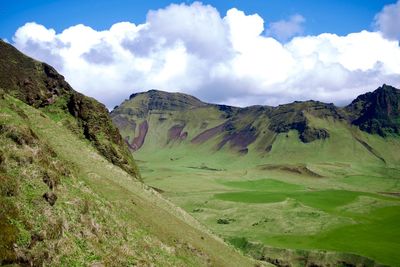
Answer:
[114, 90, 208, 116]
[346, 84, 400, 136]
[380, 83, 398, 92]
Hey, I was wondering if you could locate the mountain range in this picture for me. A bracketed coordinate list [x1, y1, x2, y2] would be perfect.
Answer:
[108, 86, 400, 267]
[111, 85, 400, 165]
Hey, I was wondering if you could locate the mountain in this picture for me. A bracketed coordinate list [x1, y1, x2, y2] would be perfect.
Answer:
[0, 41, 256, 266]
[111, 87, 400, 267]
[345, 84, 400, 136]
[111, 86, 400, 165]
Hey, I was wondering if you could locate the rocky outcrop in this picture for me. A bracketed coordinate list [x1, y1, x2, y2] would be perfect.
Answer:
[346, 84, 400, 136]
[300, 127, 329, 143]
[267, 101, 336, 143]
[0, 40, 139, 178]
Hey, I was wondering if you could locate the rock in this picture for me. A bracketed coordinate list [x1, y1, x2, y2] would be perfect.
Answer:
[43, 192, 57, 206]
[299, 127, 329, 143]
[346, 84, 400, 136]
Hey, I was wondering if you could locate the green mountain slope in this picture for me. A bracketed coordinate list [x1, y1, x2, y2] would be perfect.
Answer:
[0, 42, 257, 266]
[111, 86, 400, 168]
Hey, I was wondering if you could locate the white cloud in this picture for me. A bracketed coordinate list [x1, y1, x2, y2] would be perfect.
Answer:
[12, 2, 400, 109]
[374, 0, 400, 40]
[266, 14, 305, 42]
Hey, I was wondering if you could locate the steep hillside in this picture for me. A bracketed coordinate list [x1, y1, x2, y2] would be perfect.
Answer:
[345, 84, 400, 136]
[0, 42, 257, 266]
[0, 40, 138, 177]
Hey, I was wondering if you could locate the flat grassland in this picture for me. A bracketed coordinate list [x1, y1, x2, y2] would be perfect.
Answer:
[135, 144, 400, 266]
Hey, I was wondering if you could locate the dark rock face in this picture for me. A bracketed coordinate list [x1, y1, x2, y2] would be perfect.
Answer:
[217, 124, 258, 152]
[217, 105, 239, 118]
[67, 93, 139, 176]
[300, 127, 329, 143]
[267, 101, 336, 143]
[0, 41, 72, 108]
[0, 40, 139, 178]
[346, 84, 400, 136]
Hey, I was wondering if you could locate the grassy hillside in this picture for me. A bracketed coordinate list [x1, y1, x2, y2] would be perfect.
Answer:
[0, 39, 139, 178]
[112, 89, 400, 266]
[0, 93, 258, 266]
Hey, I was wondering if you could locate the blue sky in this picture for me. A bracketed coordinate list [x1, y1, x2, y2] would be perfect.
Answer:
[0, 0, 395, 40]
[1, 1, 400, 108]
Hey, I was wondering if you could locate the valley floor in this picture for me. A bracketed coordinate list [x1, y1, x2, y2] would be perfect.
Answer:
[135, 148, 400, 266]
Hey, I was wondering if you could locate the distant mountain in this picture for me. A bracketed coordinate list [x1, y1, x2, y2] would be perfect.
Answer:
[111, 86, 400, 166]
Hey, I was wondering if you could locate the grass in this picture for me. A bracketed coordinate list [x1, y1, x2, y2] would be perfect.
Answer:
[0, 95, 256, 266]
[215, 189, 399, 212]
[260, 206, 400, 266]
[134, 143, 400, 266]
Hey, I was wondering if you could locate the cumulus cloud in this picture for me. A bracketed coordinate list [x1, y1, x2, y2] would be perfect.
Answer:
[11, 2, 400, 109]
[266, 14, 305, 42]
[374, 0, 400, 40]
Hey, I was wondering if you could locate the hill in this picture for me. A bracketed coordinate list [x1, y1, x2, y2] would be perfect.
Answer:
[0, 40, 138, 177]
[111, 85, 400, 165]
[0, 40, 257, 266]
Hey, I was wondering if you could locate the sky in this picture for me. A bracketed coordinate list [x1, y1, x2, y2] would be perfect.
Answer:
[1, 0, 400, 108]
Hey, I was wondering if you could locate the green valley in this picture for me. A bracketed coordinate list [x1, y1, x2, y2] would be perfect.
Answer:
[112, 88, 400, 266]
[2, 1, 400, 266]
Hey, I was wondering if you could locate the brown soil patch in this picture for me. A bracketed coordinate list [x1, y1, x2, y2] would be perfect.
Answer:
[129, 120, 148, 151]
[191, 123, 225, 144]
[167, 125, 187, 143]
[216, 124, 257, 152]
